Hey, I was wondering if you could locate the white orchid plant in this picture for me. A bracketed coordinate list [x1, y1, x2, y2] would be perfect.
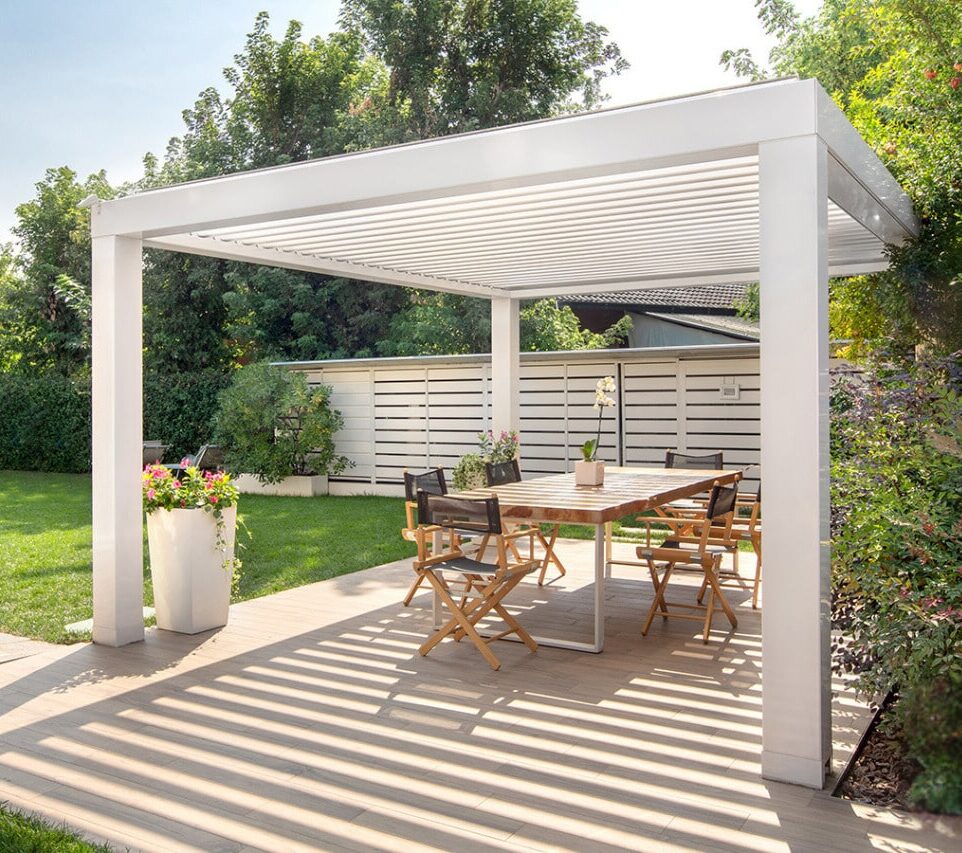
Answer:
[581, 376, 616, 461]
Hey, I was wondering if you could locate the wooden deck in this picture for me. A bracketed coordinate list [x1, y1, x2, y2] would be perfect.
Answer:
[0, 539, 958, 852]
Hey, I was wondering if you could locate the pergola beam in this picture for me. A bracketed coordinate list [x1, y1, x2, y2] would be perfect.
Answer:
[91, 81, 830, 241]
[143, 235, 496, 298]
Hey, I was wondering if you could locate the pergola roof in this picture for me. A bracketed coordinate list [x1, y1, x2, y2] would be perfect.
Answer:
[90, 78, 917, 300]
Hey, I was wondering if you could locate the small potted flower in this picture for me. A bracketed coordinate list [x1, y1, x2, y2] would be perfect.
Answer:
[453, 430, 520, 490]
[577, 376, 616, 486]
[143, 463, 240, 634]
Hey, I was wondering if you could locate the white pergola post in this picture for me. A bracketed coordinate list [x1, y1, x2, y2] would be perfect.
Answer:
[91, 235, 145, 647]
[490, 297, 521, 437]
[758, 135, 831, 787]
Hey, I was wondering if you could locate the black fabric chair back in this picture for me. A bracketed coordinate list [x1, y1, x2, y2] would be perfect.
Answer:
[485, 459, 522, 487]
[706, 483, 739, 520]
[404, 467, 448, 502]
[142, 442, 168, 466]
[417, 493, 503, 535]
[665, 450, 724, 470]
[195, 444, 224, 470]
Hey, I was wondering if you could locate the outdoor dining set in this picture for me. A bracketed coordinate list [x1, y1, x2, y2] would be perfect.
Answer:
[401, 452, 763, 670]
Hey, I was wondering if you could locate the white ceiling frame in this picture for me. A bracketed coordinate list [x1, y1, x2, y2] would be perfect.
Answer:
[143, 234, 495, 298]
[90, 79, 915, 297]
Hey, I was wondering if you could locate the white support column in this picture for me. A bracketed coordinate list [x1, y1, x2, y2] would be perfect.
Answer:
[91, 235, 145, 647]
[490, 297, 520, 437]
[758, 135, 831, 788]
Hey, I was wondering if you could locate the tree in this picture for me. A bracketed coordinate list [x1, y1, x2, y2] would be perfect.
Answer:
[723, 0, 962, 355]
[340, 0, 627, 140]
[141, 12, 408, 367]
[382, 292, 631, 355]
[340, 0, 629, 352]
[2, 168, 113, 375]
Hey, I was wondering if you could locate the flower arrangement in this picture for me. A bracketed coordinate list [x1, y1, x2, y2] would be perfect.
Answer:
[143, 463, 242, 578]
[143, 463, 239, 513]
[453, 429, 520, 490]
[581, 376, 616, 461]
[478, 429, 520, 463]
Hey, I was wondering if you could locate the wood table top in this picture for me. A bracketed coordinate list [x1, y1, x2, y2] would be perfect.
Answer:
[454, 466, 741, 524]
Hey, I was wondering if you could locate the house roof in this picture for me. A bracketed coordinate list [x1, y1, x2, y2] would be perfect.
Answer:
[562, 283, 751, 312]
[646, 311, 760, 340]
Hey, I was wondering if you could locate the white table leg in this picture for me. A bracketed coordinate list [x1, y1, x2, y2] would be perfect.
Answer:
[593, 522, 606, 651]
[481, 521, 606, 653]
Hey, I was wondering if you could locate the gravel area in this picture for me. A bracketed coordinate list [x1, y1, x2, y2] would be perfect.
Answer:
[839, 702, 920, 810]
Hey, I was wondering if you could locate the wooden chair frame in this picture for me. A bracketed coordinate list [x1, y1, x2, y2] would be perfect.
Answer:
[401, 467, 450, 606]
[696, 489, 762, 609]
[636, 483, 740, 644]
[413, 494, 539, 670]
[482, 459, 567, 586]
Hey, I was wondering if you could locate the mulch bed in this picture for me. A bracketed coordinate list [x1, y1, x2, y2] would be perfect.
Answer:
[838, 699, 921, 810]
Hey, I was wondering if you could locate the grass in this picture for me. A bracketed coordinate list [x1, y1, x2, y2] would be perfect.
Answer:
[0, 804, 112, 852]
[0, 470, 414, 643]
[0, 469, 749, 644]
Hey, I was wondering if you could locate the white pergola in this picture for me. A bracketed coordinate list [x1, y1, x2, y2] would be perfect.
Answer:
[88, 78, 916, 789]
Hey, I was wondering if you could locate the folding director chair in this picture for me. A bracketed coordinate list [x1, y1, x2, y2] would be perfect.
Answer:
[481, 459, 567, 586]
[636, 482, 740, 644]
[414, 492, 539, 670]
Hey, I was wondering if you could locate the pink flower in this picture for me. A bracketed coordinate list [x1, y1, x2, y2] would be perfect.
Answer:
[172, 480, 181, 489]
[146, 489, 156, 500]
[210, 496, 219, 504]
[180, 457, 192, 467]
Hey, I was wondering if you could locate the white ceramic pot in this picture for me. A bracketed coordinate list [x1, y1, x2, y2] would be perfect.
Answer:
[575, 460, 605, 486]
[234, 473, 328, 497]
[146, 504, 237, 634]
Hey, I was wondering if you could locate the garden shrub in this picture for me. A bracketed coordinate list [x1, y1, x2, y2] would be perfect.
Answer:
[0, 374, 91, 472]
[831, 352, 962, 813]
[213, 361, 349, 483]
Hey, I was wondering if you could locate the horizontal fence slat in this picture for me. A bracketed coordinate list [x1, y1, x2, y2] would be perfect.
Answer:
[284, 346, 774, 493]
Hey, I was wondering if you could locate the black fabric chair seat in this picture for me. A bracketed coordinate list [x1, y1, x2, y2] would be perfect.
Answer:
[637, 540, 731, 559]
[434, 556, 500, 576]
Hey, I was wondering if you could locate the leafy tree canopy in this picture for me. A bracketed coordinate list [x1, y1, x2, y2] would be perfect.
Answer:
[0, 168, 112, 375]
[725, 0, 962, 355]
[340, 0, 627, 139]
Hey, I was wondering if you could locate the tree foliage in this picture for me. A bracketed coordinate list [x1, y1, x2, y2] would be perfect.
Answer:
[0, 168, 112, 375]
[726, 0, 962, 355]
[340, 0, 626, 139]
[213, 362, 349, 481]
[382, 293, 630, 355]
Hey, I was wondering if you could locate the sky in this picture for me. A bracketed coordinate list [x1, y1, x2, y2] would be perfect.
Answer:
[0, 0, 823, 243]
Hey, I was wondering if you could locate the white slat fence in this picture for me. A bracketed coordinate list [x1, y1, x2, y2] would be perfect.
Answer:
[282, 343, 762, 496]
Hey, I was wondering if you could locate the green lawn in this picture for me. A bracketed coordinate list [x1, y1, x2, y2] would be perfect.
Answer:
[0, 804, 112, 852]
[0, 469, 732, 645]
[0, 470, 415, 643]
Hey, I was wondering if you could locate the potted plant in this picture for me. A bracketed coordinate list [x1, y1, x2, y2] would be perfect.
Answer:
[214, 362, 351, 496]
[453, 430, 520, 490]
[143, 464, 240, 633]
[577, 376, 616, 486]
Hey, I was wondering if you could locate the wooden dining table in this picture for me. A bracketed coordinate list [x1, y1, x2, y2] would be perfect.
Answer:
[454, 466, 742, 653]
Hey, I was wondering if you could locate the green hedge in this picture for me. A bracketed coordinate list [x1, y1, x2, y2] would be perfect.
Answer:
[0, 375, 92, 473]
[144, 370, 232, 462]
[0, 371, 230, 473]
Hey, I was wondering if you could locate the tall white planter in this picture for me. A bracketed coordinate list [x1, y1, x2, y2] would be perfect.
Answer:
[146, 505, 237, 634]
